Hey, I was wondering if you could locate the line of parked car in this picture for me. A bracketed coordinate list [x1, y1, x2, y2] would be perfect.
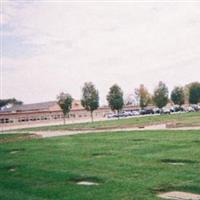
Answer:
[106, 104, 200, 119]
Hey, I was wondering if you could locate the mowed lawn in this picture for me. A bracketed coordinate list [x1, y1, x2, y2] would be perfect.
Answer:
[19, 112, 200, 131]
[0, 130, 200, 200]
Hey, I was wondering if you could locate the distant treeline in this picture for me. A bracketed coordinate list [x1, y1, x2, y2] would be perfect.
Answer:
[57, 81, 200, 123]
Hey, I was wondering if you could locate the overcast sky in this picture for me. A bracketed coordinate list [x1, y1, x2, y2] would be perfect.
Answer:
[1, 0, 200, 104]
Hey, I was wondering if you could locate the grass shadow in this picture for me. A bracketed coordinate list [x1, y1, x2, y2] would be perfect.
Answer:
[91, 152, 113, 157]
[160, 159, 197, 164]
[130, 139, 147, 142]
[67, 174, 103, 184]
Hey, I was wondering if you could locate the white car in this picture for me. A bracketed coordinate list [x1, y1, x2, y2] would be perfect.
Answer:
[161, 107, 171, 114]
[131, 111, 140, 116]
[107, 113, 115, 118]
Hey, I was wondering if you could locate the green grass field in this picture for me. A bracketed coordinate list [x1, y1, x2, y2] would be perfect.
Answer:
[0, 130, 200, 200]
[17, 112, 200, 132]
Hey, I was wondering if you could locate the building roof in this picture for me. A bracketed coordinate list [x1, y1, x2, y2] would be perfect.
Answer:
[71, 100, 84, 110]
[0, 100, 85, 113]
[0, 101, 58, 113]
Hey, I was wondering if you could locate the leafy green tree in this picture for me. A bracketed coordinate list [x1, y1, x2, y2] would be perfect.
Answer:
[57, 92, 73, 124]
[171, 86, 185, 106]
[189, 82, 200, 104]
[107, 84, 124, 118]
[81, 82, 99, 122]
[135, 84, 151, 109]
[153, 81, 169, 109]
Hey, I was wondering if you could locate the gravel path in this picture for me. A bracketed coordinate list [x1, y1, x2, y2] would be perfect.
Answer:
[32, 124, 200, 138]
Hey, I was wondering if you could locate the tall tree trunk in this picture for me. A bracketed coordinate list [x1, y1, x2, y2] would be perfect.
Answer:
[90, 111, 94, 123]
[63, 114, 66, 125]
[117, 110, 119, 120]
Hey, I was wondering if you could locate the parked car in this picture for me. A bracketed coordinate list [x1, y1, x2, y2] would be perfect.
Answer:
[174, 106, 184, 112]
[182, 106, 194, 112]
[140, 109, 154, 115]
[187, 106, 195, 112]
[107, 113, 116, 118]
[114, 112, 126, 118]
[153, 108, 161, 114]
[170, 107, 175, 113]
[191, 104, 200, 111]
[161, 107, 171, 114]
[122, 111, 131, 117]
[131, 111, 140, 116]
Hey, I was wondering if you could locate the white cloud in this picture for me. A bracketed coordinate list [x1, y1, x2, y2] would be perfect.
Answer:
[2, 1, 200, 104]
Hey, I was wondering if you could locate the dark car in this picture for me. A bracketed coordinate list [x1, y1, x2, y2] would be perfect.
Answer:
[174, 106, 184, 112]
[140, 109, 154, 115]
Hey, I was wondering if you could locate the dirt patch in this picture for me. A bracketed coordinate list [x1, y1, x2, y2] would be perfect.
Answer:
[62, 123, 164, 132]
[166, 122, 177, 128]
[176, 123, 200, 128]
[65, 126, 119, 131]
[9, 168, 16, 172]
[68, 175, 102, 185]
[161, 159, 196, 164]
[10, 151, 19, 154]
[138, 126, 145, 129]
[166, 122, 200, 128]
[77, 181, 99, 186]
[0, 165, 17, 172]
[168, 162, 185, 166]
[158, 191, 200, 200]
[10, 148, 25, 154]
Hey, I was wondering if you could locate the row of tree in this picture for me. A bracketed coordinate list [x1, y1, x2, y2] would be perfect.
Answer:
[57, 82, 123, 123]
[135, 81, 200, 109]
[57, 81, 200, 123]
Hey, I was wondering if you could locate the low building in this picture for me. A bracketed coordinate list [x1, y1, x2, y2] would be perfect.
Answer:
[0, 100, 111, 126]
[0, 100, 141, 127]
